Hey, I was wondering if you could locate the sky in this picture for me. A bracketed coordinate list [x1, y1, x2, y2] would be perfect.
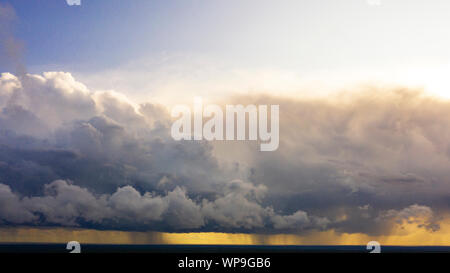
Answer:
[2, 0, 450, 245]
[4, 0, 450, 101]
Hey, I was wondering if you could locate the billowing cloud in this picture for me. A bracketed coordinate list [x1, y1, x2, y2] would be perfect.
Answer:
[377, 204, 439, 232]
[0, 179, 328, 232]
[0, 183, 37, 224]
[0, 71, 448, 235]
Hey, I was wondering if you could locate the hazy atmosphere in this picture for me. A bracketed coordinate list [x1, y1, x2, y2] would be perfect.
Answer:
[1, 0, 450, 245]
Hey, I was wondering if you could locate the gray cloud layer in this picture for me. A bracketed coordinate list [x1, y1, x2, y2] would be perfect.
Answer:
[0, 72, 445, 235]
[0, 179, 329, 232]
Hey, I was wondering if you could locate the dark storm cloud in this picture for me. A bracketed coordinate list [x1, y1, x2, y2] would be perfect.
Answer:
[226, 90, 448, 234]
[0, 72, 445, 234]
[0, 72, 328, 233]
[0, 179, 329, 232]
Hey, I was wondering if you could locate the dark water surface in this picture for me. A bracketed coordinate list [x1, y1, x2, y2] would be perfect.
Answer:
[0, 244, 449, 253]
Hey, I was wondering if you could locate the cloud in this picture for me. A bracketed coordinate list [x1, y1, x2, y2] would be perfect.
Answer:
[9, 72, 96, 129]
[226, 91, 450, 223]
[272, 211, 330, 231]
[0, 184, 37, 224]
[66, 0, 81, 6]
[201, 180, 274, 230]
[23, 180, 110, 226]
[377, 204, 439, 232]
[0, 179, 327, 232]
[0, 71, 449, 235]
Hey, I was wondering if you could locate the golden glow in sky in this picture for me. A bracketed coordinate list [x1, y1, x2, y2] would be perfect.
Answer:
[3, 217, 450, 246]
